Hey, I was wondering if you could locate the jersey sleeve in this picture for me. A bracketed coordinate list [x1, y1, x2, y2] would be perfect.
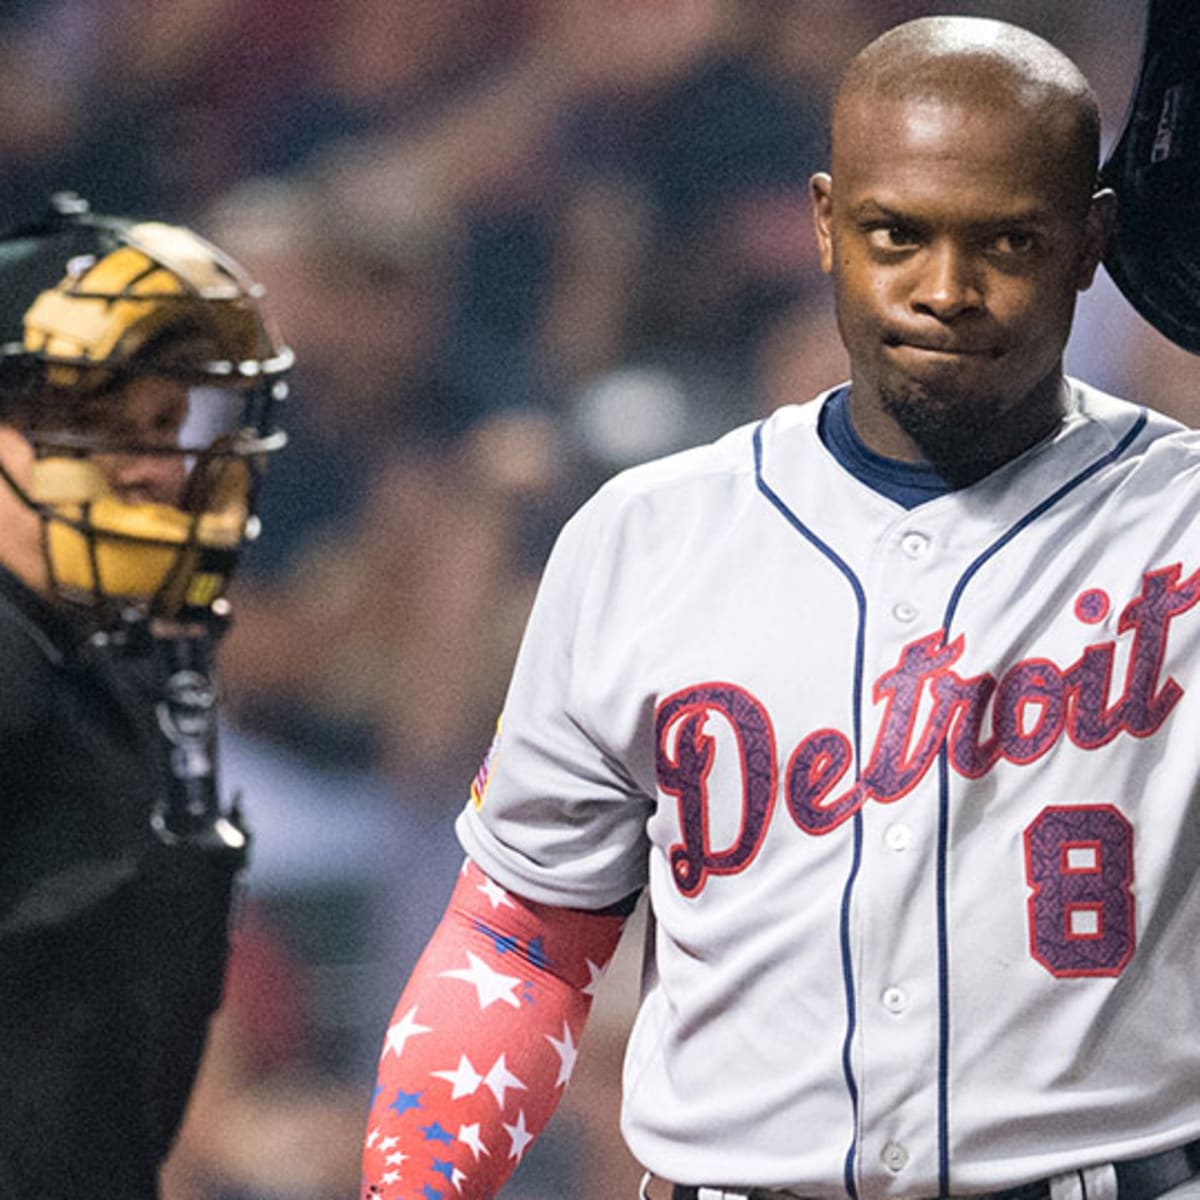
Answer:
[361, 858, 628, 1200]
[456, 484, 656, 909]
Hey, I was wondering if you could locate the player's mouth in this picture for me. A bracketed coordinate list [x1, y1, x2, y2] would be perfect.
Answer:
[882, 329, 1004, 360]
[885, 346, 1004, 380]
[884, 335, 1000, 360]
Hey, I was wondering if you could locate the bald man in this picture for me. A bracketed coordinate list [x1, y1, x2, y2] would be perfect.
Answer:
[362, 18, 1200, 1200]
[812, 17, 1111, 485]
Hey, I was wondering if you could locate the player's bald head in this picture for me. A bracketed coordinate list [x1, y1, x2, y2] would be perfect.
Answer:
[832, 17, 1102, 211]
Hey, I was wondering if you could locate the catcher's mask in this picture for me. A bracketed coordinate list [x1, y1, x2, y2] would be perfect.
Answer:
[0, 193, 290, 623]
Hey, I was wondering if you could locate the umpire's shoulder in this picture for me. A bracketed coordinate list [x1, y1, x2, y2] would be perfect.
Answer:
[0, 588, 63, 735]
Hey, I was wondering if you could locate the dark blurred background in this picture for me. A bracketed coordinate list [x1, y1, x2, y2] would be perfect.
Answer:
[2, 2, 1193, 1197]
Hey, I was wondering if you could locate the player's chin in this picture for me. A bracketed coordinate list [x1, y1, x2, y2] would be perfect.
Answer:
[878, 366, 1000, 419]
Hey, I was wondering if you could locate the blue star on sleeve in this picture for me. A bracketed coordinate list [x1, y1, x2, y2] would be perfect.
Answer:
[527, 936, 551, 970]
[420, 1120, 456, 1145]
[473, 920, 519, 957]
[388, 1088, 424, 1116]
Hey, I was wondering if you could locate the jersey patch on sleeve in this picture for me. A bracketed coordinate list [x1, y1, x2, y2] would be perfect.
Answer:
[470, 716, 502, 810]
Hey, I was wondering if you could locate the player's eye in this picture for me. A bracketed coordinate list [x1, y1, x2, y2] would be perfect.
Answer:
[865, 223, 922, 253]
[988, 228, 1040, 257]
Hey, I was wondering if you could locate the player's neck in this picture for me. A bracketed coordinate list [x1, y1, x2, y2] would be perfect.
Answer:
[846, 373, 1068, 488]
[821, 388, 953, 509]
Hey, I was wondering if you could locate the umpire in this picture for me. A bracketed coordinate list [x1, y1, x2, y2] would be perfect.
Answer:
[0, 194, 290, 1197]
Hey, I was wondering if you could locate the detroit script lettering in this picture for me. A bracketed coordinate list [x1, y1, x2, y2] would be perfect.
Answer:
[656, 563, 1200, 897]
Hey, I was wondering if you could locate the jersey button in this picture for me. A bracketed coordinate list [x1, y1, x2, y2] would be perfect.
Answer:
[882, 1141, 909, 1173]
[892, 601, 919, 623]
[882, 986, 908, 1013]
[901, 532, 930, 558]
[885, 823, 912, 851]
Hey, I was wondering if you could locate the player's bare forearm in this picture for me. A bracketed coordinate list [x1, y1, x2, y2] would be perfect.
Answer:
[361, 860, 629, 1199]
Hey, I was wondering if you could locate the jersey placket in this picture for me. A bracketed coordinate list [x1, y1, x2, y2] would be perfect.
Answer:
[849, 517, 955, 1199]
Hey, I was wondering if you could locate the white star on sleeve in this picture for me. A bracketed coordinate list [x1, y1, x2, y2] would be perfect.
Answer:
[545, 1020, 579, 1087]
[385, 1150, 408, 1166]
[378, 1135, 399, 1152]
[483, 1053, 527, 1108]
[366, 1127, 380, 1148]
[458, 1123, 491, 1161]
[384, 1005, 432, 1059]
[477, 874, 515, 910]
[381, 1170, 401, 1184]
[452, 1166, 469, 1192]
[504, 1110, 535, 1162]
[440, 952, 522, 1009]
[581, 958, 609, 997]
[431, 1054, 485, 1099]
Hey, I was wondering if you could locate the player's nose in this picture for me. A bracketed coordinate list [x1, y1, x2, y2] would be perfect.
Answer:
[910, 240, 984, 320]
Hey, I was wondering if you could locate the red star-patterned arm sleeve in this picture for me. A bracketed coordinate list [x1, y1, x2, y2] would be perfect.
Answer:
[362, 858, 631, 1200]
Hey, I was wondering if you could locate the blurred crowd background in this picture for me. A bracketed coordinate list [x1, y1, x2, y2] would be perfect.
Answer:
[2, 1, 1196, 1197]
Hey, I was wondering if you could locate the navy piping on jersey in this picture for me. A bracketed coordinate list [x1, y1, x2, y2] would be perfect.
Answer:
[752, 403, 1149, 1199]
[931, 407, 1148, 1197]
[753, 421, 867, 1200]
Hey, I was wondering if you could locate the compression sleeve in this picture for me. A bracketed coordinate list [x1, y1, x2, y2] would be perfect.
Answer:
[361, 858, 631, 1200]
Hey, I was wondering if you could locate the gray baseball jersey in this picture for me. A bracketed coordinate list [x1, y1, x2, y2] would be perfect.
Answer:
[457, 380, 1200, 1199]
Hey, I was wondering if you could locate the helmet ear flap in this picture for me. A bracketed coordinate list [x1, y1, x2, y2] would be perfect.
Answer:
[1100, 0, 1200, 352]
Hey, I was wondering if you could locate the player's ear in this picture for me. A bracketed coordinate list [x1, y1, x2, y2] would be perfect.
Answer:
[1076, 187, 1117, 291]
[811, 172, 835, 274]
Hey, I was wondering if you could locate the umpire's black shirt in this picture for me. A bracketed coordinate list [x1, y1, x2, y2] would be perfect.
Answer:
[0, 564, 240, 1198]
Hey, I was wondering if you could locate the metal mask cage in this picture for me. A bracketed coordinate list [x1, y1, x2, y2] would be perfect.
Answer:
[0, 194, 292, 622]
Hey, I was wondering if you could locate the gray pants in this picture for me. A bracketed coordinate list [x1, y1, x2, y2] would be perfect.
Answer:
[639, 1165, 1200, 1200]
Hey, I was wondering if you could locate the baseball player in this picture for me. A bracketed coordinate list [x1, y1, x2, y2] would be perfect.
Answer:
[362, 14, 1200, 1200]
[0, 194, 290, 1198]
